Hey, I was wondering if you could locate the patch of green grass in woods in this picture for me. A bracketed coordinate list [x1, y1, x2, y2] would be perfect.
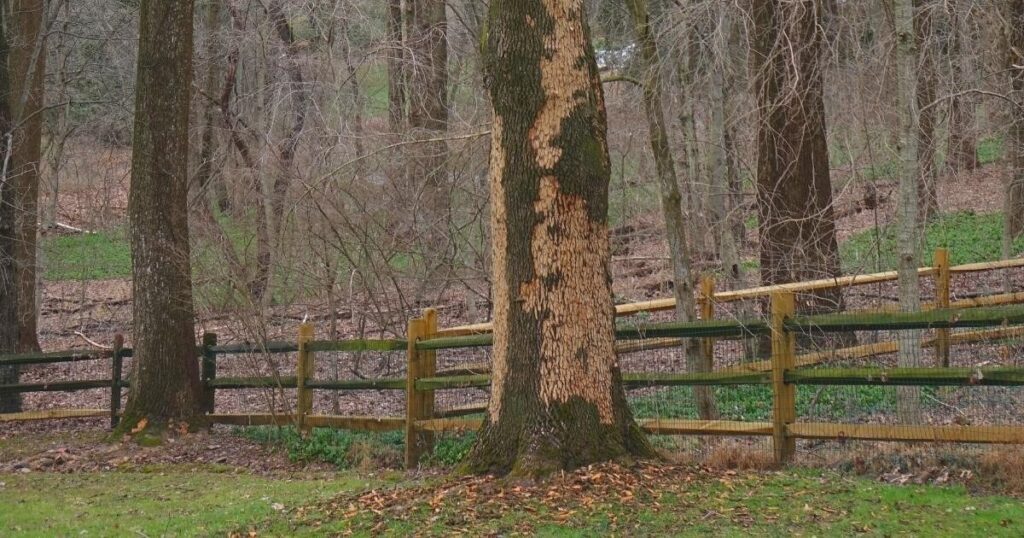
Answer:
[41, 227, 132, 280]
[0, 467, 385, 537]
[630, 385, 896, 422]
[841, 211, 1024, 273]
[251, 468, 1024, 536]
[978, 135, 1005, 165]
[236, 426, 475, 468]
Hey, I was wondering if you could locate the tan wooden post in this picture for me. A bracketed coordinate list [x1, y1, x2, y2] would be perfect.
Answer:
[405, 314, 428, 469]
[296, 323, 315, 436]
[700, 275, 716, 367]
[934, 248, 951, 367]
[770, 291, 796, 464]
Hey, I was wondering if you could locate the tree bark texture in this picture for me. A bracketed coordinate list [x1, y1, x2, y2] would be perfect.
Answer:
[752, 0, 844, 314]
[895, 0, 924, 421]
[406, 0, 449, 232]
[914, 0, 938, 221]
[387, 0, 406, 133]
[9, 0, 45, 353]
[195, 0, 229, 213]
[946, 0, 978, 174]
[1007, 0, 1024, 240]
[123, 0, 202, 426]
[625, 0, 717, 420]
[0, 5, 20, 412]
[465, 0, 653, 477]
[249, 0, 310, 303]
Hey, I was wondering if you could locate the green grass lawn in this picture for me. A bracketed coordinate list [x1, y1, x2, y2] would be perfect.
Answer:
[2, 465, 1022, 536]
[0, 466, 387, 537]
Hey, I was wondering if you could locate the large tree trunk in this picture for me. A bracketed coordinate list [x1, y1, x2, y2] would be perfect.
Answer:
[915, 0, 939, 221]
[122, 0, 202, 428]
[9, 0, 46, 353]
[895, 0, 924, 421]
[946, 0, 978, 174]
[0, 5, 20, 413]
[752, 0, 844, 313]
[465, 0, 653, 477]
[1006, 0, 1024, 241]
[625, 0, 716, 420]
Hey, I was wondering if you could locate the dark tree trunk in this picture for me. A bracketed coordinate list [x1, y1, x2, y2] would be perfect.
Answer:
[1008, 0, 1024, 239]
[465, 0, 654, 477]
[195, 0, 230, 213]
[946, 0, 978, 174]
[752, 0, 845, 315]
[122, 0, 202, 428]
[9, 0, 45, 353]
[0, 5, 20, 413]
[387, 0, 405, 134]
[406, 0, 450, 240]
[915, 0, 939, 221]
[250, 0, 310, 302]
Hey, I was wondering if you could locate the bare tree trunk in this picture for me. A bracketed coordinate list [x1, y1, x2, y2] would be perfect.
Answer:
[43, 0, 71, 229]
[915, 0, 939, 221]
[0, 4, 20, 413]
[946, 0, 978, 174]
[387, 0, 405, 134]
[1005, 0, 1024, 243]
[752, 0, 845, 313]
[673, 22, 702, 254]
[9, 0, 46, 353]
[250, 0, 311, 303]
[466, 0, 653, 477]
[406, 0, 450, 250]
[895, 0, 923, 421]
[626, 0, 716, 420]
[195, 0, 230, 213]
[121, 0, 202, 428]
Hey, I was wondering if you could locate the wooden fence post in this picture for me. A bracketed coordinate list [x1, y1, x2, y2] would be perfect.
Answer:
[296, 323, 315, 436]
[700, 275, 716, 367]
[770, 291, 796, 465]
[405, 309, 437, 469]
[405, 316, 426, 468]
[201, 332, 217, 414]
[109, 334, 124, 429]
[934, 248, 951, 367]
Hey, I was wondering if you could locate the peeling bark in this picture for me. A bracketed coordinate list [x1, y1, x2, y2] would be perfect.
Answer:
[466, 0, 653, 477]
[122, 0, 202, 427]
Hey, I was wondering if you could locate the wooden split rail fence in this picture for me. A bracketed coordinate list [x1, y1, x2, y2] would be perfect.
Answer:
[2, 250, 1024, 468]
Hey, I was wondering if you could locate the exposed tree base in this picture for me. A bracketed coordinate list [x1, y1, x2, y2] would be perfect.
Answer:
[462, 402, 656, 478]
[111, 413, 208, 444]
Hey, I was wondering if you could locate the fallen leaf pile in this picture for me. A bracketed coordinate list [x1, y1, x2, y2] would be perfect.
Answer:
[286, 462, 736, 535]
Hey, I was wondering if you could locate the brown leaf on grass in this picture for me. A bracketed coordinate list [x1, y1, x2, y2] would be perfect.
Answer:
[130, 418, 148, 434]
